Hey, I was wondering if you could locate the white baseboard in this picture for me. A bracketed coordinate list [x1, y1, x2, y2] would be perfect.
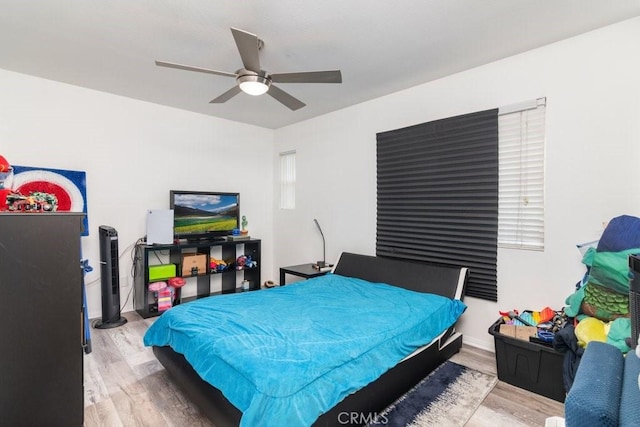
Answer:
[462, 336, 495, 353]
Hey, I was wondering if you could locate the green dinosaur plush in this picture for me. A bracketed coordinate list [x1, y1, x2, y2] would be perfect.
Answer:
[582, 282, 629, 320]
[583, 246, 640, 294]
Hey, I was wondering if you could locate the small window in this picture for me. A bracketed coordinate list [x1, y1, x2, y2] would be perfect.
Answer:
[279, 151, 296, 209]
[498, 98, 546, 250]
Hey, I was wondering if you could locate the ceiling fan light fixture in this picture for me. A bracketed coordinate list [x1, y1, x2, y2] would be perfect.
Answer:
[237, 71, 271, 96]
[156, 28, 341, 110]
[239, 80, 269, 96]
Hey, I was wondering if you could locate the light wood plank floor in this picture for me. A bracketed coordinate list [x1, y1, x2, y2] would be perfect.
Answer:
[84, 311, 564, 426]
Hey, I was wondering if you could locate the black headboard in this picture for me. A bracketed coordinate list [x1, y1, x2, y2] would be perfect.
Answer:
[333, 252, 468, 300]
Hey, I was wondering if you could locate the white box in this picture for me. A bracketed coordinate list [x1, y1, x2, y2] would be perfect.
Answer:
[146, 209, 174, 244]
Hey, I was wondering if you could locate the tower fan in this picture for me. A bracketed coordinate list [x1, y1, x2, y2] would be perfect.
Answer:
[94, 225, 127, 329]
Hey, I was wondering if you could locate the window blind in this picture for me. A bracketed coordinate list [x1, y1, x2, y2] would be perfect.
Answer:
[376, 109, 498, 301]
[498, 98, 546, 250]
[279, 150, 296, 209]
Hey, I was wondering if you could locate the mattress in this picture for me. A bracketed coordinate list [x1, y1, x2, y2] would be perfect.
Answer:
[143, 273, 467, 426]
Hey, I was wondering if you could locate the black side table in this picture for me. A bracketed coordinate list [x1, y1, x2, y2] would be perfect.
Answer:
[279, 263, 330, 285]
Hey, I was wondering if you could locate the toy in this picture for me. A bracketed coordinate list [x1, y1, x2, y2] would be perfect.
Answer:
[236, 255, 247, 269]
[148, 281, 167, 292]
[0, 155, 13, 211]
[210, 257, 227, 272]
[240, 216, 249, 236]
[507, 310, 535, 327]
[499, 309, 535, 327]
[539, 306, 556, 323]
[235, 255, 257, 270]
[6, 192, 57, 212]
[0, 155, 59, 213]
[157, 287, 174, 311]
[574, 317, 607, 347]
[245, 255, 257, 268]
[168, 277, 186, 288]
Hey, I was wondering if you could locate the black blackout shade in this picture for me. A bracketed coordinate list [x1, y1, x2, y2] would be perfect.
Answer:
[376, 108, 498, 301]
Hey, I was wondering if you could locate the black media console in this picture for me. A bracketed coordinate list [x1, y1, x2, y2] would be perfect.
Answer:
[134, 238, 261, 318]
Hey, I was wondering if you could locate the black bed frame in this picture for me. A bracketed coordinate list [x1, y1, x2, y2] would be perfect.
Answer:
[152, 252, 469, 426]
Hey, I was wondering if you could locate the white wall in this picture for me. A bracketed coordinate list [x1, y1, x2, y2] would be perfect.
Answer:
[0, 70, 275, 319]
[274, 18, 640, 350]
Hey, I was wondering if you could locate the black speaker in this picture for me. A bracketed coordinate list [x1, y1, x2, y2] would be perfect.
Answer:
[94, 225, 127, 329]
[629, 254, 640, 348]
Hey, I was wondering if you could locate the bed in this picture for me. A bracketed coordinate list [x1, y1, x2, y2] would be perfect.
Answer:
[144, 252, 469, 426]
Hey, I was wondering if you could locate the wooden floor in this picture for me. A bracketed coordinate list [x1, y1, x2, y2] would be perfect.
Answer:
[84, 311, 564, 426]
[449, 344, 564, 426]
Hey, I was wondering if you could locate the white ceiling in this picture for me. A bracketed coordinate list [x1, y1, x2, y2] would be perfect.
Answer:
[2, 1, 639, 129]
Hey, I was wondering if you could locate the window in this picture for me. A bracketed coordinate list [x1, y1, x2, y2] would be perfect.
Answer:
[376, 109, 499, 301]
[375, 99, 546, 301]
[279, 150, 296, 209]
[498, 98, 546, 250]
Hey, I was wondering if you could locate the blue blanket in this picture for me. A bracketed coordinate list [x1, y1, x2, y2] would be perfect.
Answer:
[143, 273, 467, 427]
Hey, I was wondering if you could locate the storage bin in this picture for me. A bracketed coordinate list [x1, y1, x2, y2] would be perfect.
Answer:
[157, 287, 174, 312]
[148, 264, 176, 281]
[489, 317, 565, 402]
[182, 253, 207, 276]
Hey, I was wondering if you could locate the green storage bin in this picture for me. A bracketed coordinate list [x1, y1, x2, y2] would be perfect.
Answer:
[148, 264, 176, 281]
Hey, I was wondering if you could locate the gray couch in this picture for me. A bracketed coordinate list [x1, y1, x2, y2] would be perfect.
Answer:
[565, 341, 640, 426]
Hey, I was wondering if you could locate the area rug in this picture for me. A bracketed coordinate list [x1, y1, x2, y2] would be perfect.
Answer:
[368, 361, 498, 427]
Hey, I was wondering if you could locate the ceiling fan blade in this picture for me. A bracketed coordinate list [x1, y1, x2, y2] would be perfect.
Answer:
[268, 85, 306, 111]
[271, 70, 342, 84]
[209, 85, 242, 103]
[231, 28, 261, 72]
[155, 60, 237, 78]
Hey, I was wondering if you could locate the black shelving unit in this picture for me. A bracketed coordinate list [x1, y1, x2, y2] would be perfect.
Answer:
[134, 238, 261, 318]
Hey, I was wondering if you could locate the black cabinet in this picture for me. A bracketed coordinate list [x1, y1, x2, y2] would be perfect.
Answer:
[134, 239, 261, 318]
[0, 213, 84, 426]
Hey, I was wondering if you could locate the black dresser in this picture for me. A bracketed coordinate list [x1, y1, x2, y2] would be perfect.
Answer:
[0, 213, 84, 426]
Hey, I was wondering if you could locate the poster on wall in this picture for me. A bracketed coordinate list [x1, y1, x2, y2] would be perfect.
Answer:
[5, 165, 89, 236]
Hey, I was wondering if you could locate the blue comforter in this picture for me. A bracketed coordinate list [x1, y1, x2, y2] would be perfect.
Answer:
[143, 273, 466, 427]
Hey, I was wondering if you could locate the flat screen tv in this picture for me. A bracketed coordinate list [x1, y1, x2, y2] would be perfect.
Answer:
[170, 190, 240, 240]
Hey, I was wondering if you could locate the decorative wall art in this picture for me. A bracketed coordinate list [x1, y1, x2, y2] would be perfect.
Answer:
[4, 165, 89, 235]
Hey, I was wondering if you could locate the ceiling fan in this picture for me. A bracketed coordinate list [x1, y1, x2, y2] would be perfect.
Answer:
[155, 27, 342, 111]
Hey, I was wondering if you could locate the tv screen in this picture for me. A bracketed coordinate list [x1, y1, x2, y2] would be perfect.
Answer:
[170, 190, 240, 240]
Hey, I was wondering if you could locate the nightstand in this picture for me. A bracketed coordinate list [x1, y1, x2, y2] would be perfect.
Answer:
[279, 263, 330, 285]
